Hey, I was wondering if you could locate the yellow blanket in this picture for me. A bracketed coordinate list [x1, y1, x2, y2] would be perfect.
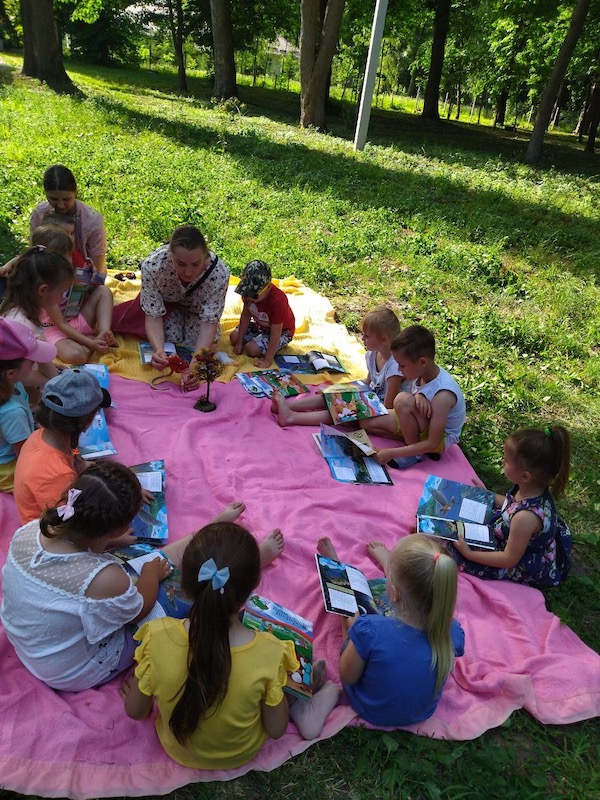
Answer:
[99, 273, 367, 387]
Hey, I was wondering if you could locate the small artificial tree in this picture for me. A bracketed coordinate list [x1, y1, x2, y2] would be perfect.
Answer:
[191, 348, 224, 412]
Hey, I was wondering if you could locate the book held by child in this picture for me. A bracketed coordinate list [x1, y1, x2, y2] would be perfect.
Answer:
[242, 594, 314, 700]
[77, 364, 117, 458]
[416, 515, 497, 550]
[274, 350, 346, 374]
[417, 474, 496, 523]
[129, 460, 169, 546]
[63, 264, 105, 319]
[315, 555, 394, 618]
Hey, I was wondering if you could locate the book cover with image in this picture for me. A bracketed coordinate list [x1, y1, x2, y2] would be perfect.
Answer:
[129, 460, 168, 546]
[242, 594, 314, 700]
[417, 475, 496, 523]
[416, 515, 497, 550]
[321, 383, 388, 425]
[314, 424, 393, 485]
[235, 369, 309, 398]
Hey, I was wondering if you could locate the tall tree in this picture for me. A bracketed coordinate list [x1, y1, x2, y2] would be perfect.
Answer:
[20, 0, 75, 90]
[209, 0, 237, 98]
[300, 0, 346, 129]
[421, 0, 452, 120]
[525, 0, 593, 163]
[167, 0, 188, 92]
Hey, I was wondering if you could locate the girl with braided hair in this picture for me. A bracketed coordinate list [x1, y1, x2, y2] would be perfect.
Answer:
[1, 463, 257, 692]
[122, 522, 340, 768]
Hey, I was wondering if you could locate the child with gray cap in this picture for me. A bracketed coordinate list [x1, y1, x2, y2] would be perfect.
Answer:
[230, 260, 295, 368]
[13, 368, 111, 524]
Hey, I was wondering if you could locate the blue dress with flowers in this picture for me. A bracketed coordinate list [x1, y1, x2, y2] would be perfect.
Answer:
[450, 485, 571, 587]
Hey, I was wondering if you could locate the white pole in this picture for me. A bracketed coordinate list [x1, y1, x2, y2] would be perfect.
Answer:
[353, 0, 389, 152]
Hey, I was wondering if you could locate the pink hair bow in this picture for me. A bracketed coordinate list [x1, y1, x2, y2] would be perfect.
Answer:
[57, 488, 82, 521]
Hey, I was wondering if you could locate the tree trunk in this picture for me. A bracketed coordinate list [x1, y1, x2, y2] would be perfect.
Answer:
[585, 78, 600, 152]
[167, 0, 188, 93]
[574, 80, 593, 139]
[494, 89, 508, 126]
[455, 81, 462, 120]
[299, 0, 345, 130]
[20, 0, 75, 90]
[209, 0, 237, 99]
[421, 0, 451, 121]
[525, 0, 592, 164]
[0, 0, 19, 47]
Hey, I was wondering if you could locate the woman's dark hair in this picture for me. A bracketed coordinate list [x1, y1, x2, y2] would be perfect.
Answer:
[0, 358, 25, 405]
[506, 425, 571, 497]
[169, 522, 261, 744]
[169, 225, 207, 253]
[40, 461, 142, 541]
[43, 164, 77, 193]
[0, 248, 74, 325]
[36, 403, 97, 454]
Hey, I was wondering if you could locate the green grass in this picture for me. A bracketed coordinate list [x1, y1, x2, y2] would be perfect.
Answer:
[0, 54, 598, 800]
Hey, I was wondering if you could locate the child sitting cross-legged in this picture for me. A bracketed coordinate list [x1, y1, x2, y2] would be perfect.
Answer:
[449, 425, 573, 587]
[361, 324, 466, 469]
[230, 260, 295, 369]
[318, 535, 464, 728]
[121, 521, 341, 769]
[273, 305, 404, 427]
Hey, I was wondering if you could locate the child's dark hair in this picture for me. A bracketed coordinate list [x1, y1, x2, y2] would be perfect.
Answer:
[36, 402, 97, 455]
[391, 325, 436, 361]
[0, 247, 74, 325]
[43, 164, 77, 193]
[39, 461, 142, 541]
[169, 522, 261, 744]
[506, 425, 571, 497]
[362, 306, 401, 340]
[31, 224, 73, 260]
[169, 225, 207, 253]
[0, 359, 24, 405]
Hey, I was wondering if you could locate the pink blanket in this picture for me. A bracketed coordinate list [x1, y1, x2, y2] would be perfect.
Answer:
[1, 376, 598, 799]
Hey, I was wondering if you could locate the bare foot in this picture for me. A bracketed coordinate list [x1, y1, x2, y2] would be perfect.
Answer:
[213, 501, 246, 524]
[274, 393, 294, 427]
[259, 528, 284, 566]
[367, 540, 391, 575]
[317, 536, 339, 561]
[100, 329, 117, 347]
[270, 390, 282, 415]
[312, 659, 327, 693]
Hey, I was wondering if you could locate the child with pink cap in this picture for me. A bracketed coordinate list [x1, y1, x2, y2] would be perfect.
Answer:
[0, 319, 57, 491]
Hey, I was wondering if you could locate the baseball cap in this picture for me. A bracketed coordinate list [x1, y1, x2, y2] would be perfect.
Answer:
[235, 260, 271, 299]
[0, 319, 58, 364]
[42, 368, 111, 418]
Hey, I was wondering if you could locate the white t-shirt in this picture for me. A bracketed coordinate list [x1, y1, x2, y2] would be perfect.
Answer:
[365, 350, 404, 401]
[0, 520, 143, 691]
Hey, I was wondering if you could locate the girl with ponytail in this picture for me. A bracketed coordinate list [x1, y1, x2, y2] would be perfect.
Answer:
[317, 534, 464, 727]
[122, 522, 340, 768]
[450, 425, 572, 586]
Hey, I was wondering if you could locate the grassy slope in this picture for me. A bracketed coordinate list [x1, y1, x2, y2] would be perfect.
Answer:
[0, 56, 598, 800]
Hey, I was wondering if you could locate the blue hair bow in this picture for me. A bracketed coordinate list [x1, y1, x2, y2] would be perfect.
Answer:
[198, 558, 230, 594]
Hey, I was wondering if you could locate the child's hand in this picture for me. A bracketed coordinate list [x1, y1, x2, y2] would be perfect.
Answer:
[140, 556, 172, 582]
[453, 530, 472, 556]
[254, 356, 272, 369]
[89, 337, 110, 354]
[140, 488, 154, 505]
[374, 449, 395, 465]
[471, 476, 487, 490]
[119, 673, 135, 701]
[414, 392, 432, 419]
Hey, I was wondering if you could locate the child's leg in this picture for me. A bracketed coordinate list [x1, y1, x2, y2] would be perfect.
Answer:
[270, 391, 328, 415]
[367, 540, 392, 577]
[288, 660, 341, 740]
[359, 403, 405, 439]
[55, 337, 90, 365]
[274, 392, 333, 427]
[81, 286, 115, 345]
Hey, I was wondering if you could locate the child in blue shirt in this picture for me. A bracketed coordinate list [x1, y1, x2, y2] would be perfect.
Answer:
[318, 534, 464, 727]
[0, 319, 57, 491]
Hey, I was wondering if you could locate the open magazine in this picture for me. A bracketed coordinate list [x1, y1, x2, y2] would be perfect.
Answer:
[416, 515, 497, 550]
[138, 341, 193, 366]
[78, 364, 117, 459]
[274, 350, 346, 374]
[314, 424, 392, 485]
[321, 382, 388, 425]
[63, 265, 105, 319]
[242, 594, 314, 700]
[315, 554, 394, 618]
[130, 460, 168, 546]
[417, 475, 496, 523]
[235, 369, 308, 398]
